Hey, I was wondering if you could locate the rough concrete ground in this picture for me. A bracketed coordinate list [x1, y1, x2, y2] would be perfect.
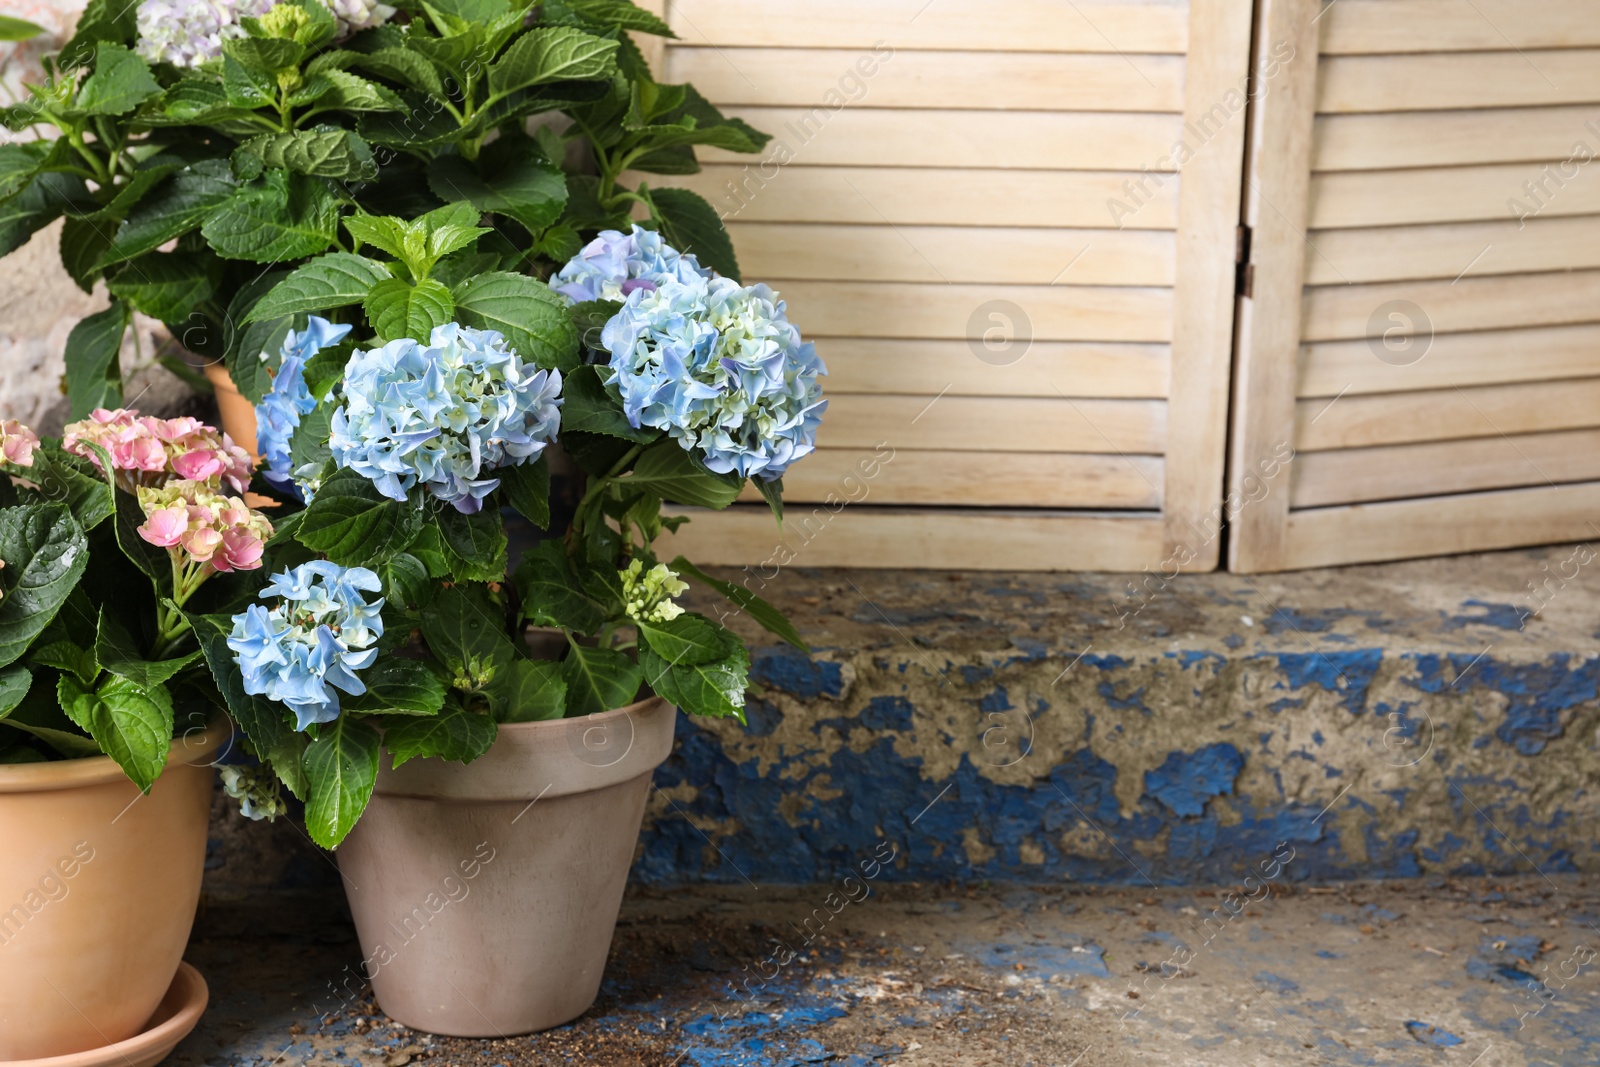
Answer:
[174, 874, 1600, 1067]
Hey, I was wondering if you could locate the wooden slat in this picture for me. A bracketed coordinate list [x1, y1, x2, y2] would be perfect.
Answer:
[1300, 272, 1600, 342]
[1303, 216, 1600, 286]
[664, 166, 1179, 229]
[663, 48, 1185, 112]
[1318, 52, 1600, 113]
[1298, 324, 1600, 398]
[701, 108, 1187, 171]
[665, 0, 1190, 53]
[821, 394, 1166, 453]
[747, 449, 1163, 509]
[781, 281, 1172, 343]
[1294, 378, 1600, 451]
[1291, 429, 1600, 508]
[1313, 107, 1600, 172]
[1310, 163, 1600, 230]
[1226, 0, 1322, 572]
[1321, 0, 1600, 54]
[1278, 483, 1600, 571]
[661, 508, 1169, 570]
[820, 339, 1170, 399]
[728, 224, 1175, 286]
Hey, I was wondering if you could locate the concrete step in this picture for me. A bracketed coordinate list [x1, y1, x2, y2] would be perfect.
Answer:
[632, 544, 1600, 887]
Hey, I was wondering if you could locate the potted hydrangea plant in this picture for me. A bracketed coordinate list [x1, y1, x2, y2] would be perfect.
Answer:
[0, 410, 283, 1059]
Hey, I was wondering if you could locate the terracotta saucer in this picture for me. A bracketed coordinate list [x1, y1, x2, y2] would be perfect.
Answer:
[0, 964, 209, 1067]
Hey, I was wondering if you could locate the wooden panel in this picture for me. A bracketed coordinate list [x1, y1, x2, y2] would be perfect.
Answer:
[782, 281, 1173, 342]
[1291, 430, 1600, 508]
[1310, 164, 1600, 230]
[753, 449, 1164, 509]
[1298, 324, 1600, 398]
[661, 508, 1169, 570]
[820, 339, 1170, 399]
[729, 224, 1175, 286]
[1300, 272, 1600, 342]
[666, 166, 1180, 229]
[822, 395, 1166, 453]
[1278, 483, 1600, 570]
[702, 109, 1187, 171]
[1303, 216, 1600, 285]
[1294, 378, 1600, 451]
[1321, 0, 1600, 54]
[665, 0, 1190, 53]
[1318, 52, 1600, 113]
[1313, 107, 1600, 172]
[663, 48, 1185, 112]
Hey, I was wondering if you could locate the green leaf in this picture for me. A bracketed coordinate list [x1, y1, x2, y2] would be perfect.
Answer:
[350, 49, 446, 100]
[377, 553, 434, 611]
[498, 458, 549, 527]
[427, 149, 568, 234]
[756, 476, 783, 526]
[0, 142, 47, 200]
[202, 170, 340, 263]
[58, 673, 175, 791]
[239, 127, 377, 182]
[60, 217, 113, 292]
[419, 584, 517, 695]
[0, 685, 102, 758]
[642, 641, 747, 721]
[0, 504, 89, 668]
[513, 540, 605, 632]
[561, 642, 641, 717]
[63, 301, 129, 418]
[638, 612, 734, 668]
[343, 659, 447, 716]
[303, 715, 381, 848]
[342, 212, 414, 262]
[559, 0, 674, 36]
[31, 640, 98, 684]
[224, 35, 305, 73]
[25, 448, 113, 531]
[78, 43, 160, 116]
[94, 609, 201, 690]
[559, 364, 658, 442]
[384, 700, 497, 767]
[107, 253, 216, 322]
[487, 26, 620, 98]
[0, 172, 93, 258]
[623, 440, 743, 509]
[186, 611, 288, 752]
[672, 555, 809, 652]
[246, 252, 392, 321]
[434, 505, 508, 582]
[264, 732, 309, 799]
[104, 161, 237, 267]
[500, 658, 566, 722]
[296, 467, 426, 564]
[452, 271, 578, 372]
[652, 187, 740, 280]
[311, 69, 404, 111]
[365, 277, 455, 342]
[0, 14, 44, 40]
[425, 0, 509, 23]
[59, 0, 135, 68]
[570, 298, 622, 354]
[0, 666, 29, 715]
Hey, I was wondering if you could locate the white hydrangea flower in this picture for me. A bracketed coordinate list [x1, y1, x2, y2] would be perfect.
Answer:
[325, 0, 395, 36]
[622, 560, 689, 624]
[135, 0, 274, 68]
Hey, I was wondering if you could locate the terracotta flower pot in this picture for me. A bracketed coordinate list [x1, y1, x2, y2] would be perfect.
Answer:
[337, 697, 676, 1037]
[201, 362, 259, 460]
[0, 720, 230, 1059]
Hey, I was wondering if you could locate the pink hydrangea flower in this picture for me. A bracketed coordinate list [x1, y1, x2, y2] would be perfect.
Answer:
[137, 506, 189, 548]
[213, 528, 266, 573]
[65, 408, 255, 494]
[0, 420, 39, 467]
[136, 481, 274, 574]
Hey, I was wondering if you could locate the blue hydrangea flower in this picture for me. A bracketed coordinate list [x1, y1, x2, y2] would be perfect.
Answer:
[255, 316, 352, 496]
[328, 323, 563, 513]
[550, 225, 714, 304]
[227, 561, 385, 731]
[601, 275, 826, 480]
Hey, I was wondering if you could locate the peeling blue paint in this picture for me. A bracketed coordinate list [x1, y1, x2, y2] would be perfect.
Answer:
[750, 646, 844, 700]
[1269, 649, 1382, 715]
[1144, 744, 1245, 817]
[1409, 653, 1599, 754]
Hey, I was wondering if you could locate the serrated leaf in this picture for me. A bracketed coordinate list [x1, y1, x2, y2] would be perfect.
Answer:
[559, 364, 658, 442]
[201, 170, 340, 263]
[296, 466, 425, 564]
[384, 700, 496, 767]
[224, 35, 304, 73]
[365, 277, 454, 342]
[641, 641, 747, 721]
[487, 26, 619, 98]
[559, 0, 674, 36]
[350, 48, 445, 100]
[0, 666, 29, 715]
[513, 540, 605, 632]
[78, 43, 160, 116]
[500, 658, 566, 723]
[560, 642, 641, 717]
[652, 186, 740, 280]
[31, 640, 98, 684]
[59, 0, 135, 67]
[0, 171, 93, 258]
[637, 612, 733, 668]
[63, 301, 129, 418]
[107, 252, 216, 322]
[377, 552, 433, 611]
[342, 212, 414, 262]
[343, 659, 447, 716]
[672, 555, 809, 652]
[312, 69, 404, 112]
[58, 673, 175, 791]
[419, 584, 517, 698]
[435, 505, 507, 582]
[246, 252, 392, 321]
[756, 476, 783, 526]
[104, 161, 237, 267]
[427, 149, 567, 234]
[498, 457, 549, 527]
[452, 270, 578, 371]
[622, 440, 743, 509]
[0, 504, 88, 668]
[239, 127, 377, 182]
[25, 447, 113, 531]
[303, 715, 381, 848]
[94, 609, 201, 690]
[186, 611, 289, 752]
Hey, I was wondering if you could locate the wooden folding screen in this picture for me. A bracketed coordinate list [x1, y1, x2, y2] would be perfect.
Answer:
[638, 0, 1253, 570]
[1230, 0, 1600, 572]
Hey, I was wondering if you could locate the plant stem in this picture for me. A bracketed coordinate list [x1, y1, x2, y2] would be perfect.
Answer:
[570, 443, 644, 548]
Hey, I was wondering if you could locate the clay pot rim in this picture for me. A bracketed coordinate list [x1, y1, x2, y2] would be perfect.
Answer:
[493, 694, 667, 737]
[0, 963, 210, 1067]
[0, 718, 231, 794]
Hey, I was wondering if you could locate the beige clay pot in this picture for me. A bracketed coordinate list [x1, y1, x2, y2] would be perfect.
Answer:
[0, 720, 230, 1059]
[201, 362, 259, 460]
[337, 697, 676, 1037]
